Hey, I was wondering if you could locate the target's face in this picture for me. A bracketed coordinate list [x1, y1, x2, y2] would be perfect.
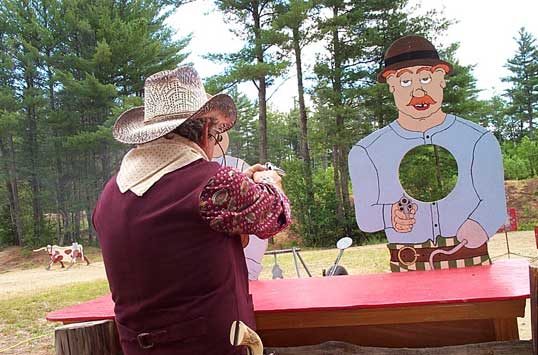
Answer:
[386, 66, 447, 120]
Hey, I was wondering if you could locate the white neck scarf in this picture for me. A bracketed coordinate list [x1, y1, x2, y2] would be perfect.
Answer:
[116, 135, 209, 196]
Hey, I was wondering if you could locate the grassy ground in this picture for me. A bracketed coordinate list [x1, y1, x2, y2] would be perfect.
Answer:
[0, 231, 536, 354]
[0, 279, 110, 354]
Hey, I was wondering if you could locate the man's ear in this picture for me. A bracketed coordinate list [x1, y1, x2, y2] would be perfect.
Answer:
[433, 69, 447, 89]
[386, 76, 397, 93]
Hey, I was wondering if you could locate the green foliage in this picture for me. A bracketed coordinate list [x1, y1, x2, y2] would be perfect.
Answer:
[502, 27, 538, 140]
[399, 145, 458, 202]
[0, 0, 190, 247]
[0, 2, 536, 251]
[503, 137, 538, 179]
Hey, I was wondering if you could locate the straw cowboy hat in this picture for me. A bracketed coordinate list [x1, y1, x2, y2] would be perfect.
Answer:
[113, 66, 237, 144]
[377, 35, 453, 83]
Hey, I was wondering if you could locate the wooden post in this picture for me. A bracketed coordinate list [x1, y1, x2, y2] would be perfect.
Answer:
[55, 320, 121, 355]
[531, 264, 538, 355]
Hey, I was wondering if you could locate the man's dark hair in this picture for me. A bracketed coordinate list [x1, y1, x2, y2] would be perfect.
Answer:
[171, 117, 219, 144]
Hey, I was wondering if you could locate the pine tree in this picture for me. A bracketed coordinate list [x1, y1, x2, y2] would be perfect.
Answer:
[0, 0, 190, 247]
[313, 0, 449, 237]
[272, 0, 317, 240]
[503, 27, 538, 140]
[208, 0, 289, 163]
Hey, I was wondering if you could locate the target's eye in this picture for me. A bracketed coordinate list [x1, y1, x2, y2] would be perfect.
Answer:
[400, 79, 412, 87]
[420, 77, 432, 84]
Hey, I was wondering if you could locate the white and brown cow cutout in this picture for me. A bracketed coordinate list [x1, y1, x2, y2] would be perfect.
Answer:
[33, 244, 91, 270]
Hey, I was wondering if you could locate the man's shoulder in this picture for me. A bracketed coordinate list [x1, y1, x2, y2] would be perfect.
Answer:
[451, 115, 488, 134]
[354, 125, 395, 150]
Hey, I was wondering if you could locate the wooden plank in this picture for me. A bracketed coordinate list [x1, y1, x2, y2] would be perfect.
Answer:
[267, 340, 532, 355]
[531, 264, 538, 355]
[259, 319, 496, 348]
[251, 260, 529, 313]
[256, 300, 525, 330]
[494, 318, 519, 341]
[46, 261, 530, 325]
[55, 320, 121, 355]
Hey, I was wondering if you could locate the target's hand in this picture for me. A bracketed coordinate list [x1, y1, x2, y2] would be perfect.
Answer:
[391, 202, 417, 233]
[457, 219, 488, 248]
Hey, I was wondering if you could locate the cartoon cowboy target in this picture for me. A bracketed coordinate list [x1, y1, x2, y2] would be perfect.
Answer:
[348, 35, 507, 272]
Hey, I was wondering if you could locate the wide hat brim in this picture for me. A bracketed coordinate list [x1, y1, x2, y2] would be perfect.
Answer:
[377, 58, 453, 83]
[112, 94, 237, 145]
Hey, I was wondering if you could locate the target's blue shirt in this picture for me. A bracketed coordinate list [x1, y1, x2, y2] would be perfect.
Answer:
[348, 114, 507, 244]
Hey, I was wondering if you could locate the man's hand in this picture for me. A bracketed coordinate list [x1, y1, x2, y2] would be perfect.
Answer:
[456, 219, 488, 248]
[253, 170, 283, 191]
[243, 164, 267, 179]
[391, 202, 417, 233]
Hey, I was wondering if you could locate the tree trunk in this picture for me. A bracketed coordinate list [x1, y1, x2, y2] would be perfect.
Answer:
[332, 5, 348, 232]
[332, 146, 344, 226]
[253, 4, 268, 163]
[75, 210, 81, 241]
[0, 135, 24, 245]
[527, 97, 534, 140]
[292, 27, 315, 237]
[24, 71, 42, 242]
[55, 149, 70, 245]
[339, 146, 352, 233]
[433, 145, 443, 191]
[86, 207, 94, 243]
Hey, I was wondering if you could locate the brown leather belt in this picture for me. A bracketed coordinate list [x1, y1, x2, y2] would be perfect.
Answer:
[390, 244, 489, 265]
[116, 316, 206, 349]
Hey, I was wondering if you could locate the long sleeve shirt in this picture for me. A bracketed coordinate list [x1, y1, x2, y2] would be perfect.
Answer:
[212, 156, 272, 280]
[348, 114, 507, 244]
[199, 166, 291, 239]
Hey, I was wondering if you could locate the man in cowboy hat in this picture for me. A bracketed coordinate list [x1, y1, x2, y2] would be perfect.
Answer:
[212, 132, 269, 281]
[93, 66, 290, 354]
[348, 35, 506, 272]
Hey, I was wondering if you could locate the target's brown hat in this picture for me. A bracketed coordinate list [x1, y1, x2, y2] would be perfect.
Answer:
[113, 66, 237, 145]
[377, 35, 453, 83]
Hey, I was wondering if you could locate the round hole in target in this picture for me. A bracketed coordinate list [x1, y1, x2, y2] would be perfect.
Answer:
[398, 144, 458, 203]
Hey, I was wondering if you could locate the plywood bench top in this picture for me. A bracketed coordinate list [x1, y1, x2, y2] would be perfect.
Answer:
[47, 259, 530, 323]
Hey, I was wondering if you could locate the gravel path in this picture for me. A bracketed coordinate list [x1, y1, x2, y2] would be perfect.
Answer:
[0, 262, 107, 300]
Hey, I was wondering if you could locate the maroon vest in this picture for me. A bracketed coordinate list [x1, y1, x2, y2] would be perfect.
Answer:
[93, 160, 253, 355]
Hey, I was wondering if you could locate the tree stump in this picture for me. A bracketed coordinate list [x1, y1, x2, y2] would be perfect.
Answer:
[55, 320, 122, 355]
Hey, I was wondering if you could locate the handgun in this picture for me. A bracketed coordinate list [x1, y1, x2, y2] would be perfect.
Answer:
[398, 195, 413, 218]
[264, 162, 286, 176]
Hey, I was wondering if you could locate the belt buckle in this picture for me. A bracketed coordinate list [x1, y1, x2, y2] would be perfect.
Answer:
[137, 332, 154, 350]
[397, 246, 419, 266]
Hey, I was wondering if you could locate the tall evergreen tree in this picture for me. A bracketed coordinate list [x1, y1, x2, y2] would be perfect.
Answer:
[208, 0, 289, 163]
[313, 0, 449, 236]
[503, 27, 538, 140]
[273, 0, 317, 239]
[0, 0, 190, 246]
[0, 18, 23, 245]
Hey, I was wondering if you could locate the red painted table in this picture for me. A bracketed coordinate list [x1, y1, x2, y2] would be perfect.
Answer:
[47, 259, 530, 348]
